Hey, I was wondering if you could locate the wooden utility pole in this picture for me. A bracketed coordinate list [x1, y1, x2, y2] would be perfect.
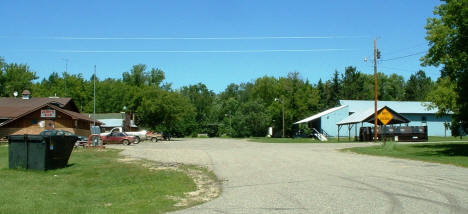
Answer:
[282, 98, 285, 138]
[93, 65, 96, 126]
[373, 39, 378, 142]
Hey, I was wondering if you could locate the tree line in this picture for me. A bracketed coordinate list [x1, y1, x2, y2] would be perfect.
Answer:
[2, 1, 466, 137]
[0, 57, 441, 137]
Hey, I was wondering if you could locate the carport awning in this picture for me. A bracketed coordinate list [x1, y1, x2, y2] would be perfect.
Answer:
[337, 106, 410, 125]
[294, 105, 347, 124]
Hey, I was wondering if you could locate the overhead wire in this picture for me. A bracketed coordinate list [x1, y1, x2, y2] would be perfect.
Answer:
[379, 51, 426, 62]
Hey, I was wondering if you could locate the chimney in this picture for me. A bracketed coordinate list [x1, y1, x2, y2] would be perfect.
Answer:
[22, 90, 31, 99]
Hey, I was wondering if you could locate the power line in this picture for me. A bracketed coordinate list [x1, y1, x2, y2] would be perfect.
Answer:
[46, 35, 369, 40]
[47, 48, 356, 53]
[379, 51, 426, 62]
[383, 42, 427, 57]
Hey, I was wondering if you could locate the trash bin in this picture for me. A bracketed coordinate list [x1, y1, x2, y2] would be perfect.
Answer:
[8, 133, 77, 170]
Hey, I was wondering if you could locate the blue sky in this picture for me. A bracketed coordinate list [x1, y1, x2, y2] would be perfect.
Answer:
[1, 0, 441, 92]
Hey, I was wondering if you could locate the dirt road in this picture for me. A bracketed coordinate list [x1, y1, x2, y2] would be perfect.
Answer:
[113, 138, 468, 214]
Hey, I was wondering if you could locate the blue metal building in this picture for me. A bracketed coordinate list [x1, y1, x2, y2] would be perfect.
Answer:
[294, 100, 452, 137]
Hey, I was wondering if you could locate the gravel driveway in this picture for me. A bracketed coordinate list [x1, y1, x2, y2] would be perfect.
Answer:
[113, 138, 468, 214]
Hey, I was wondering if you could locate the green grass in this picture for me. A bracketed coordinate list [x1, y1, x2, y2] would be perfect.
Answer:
[0, 145, 197, 214]
[344, 142, 468, 167]
[248, 137, 360, 143]
[428, 136, 468, 142]
[249, 136, 468, 144]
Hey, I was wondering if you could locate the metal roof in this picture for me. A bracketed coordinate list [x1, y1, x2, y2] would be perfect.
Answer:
[339, 100, 442, 114]
[90, 113, 124, 120]
[337, 106, 410, 125]
[99, 119, 137, 128]
[294, 105, 347, 124]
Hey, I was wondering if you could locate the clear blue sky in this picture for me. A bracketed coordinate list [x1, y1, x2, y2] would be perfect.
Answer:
[1, 0, 441, 92]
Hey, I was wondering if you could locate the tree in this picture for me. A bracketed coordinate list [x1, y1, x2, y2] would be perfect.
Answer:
[123, 64, 147, 87]
[149, 68, 165, 87]
[422, 0, 468, 132]
[1, 62, 38, 96]
[404, 70, 434, 101]
[180, 83, 216, 133]
[0, 57, 5, 96]
[325, 70, 341, 108]
[136, 88, 196, 137]
[341, 66, 372, 100]
[426, 77, 457, 115]
[231, 100, 270, 137]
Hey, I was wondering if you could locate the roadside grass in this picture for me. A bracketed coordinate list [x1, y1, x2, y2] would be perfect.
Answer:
[0, 145, 197, 214]
[428, 136, 468, 142]
[344, 142, 468, 167]
[248, 137, 359, 143]
[249, 136, 468, 144]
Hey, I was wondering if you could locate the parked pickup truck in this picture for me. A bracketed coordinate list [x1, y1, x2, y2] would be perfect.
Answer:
[100, 127, 147, 144]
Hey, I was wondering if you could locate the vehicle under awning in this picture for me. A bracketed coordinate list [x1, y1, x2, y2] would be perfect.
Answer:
[336, 106, 410, 141]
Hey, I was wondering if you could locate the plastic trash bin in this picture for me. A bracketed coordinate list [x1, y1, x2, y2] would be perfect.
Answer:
[8, 133, 77, 170]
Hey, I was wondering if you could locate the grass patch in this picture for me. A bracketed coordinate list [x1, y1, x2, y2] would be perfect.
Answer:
[0, 146, 197, 214]
[248, 137, 361, 143]
[428, 136, 468, 142]
[344, 142, 468, 167]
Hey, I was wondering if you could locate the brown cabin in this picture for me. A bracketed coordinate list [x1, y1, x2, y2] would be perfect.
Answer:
[0, 91, 99, 137]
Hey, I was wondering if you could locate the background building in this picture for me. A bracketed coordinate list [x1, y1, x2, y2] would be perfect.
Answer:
[295, 100, 452, 137]
[91, 113, 138, 132]
[0, 91, 97, 137]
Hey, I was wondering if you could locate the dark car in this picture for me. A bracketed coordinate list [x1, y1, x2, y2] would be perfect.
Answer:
[40, 130, 89, 147]
[100, 132, 135, 145]
[40, 129, 76, 137]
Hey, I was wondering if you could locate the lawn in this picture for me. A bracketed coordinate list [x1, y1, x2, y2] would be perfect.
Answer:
[344, 142, 468, 167]
[249, 136, 468, 144]
[428, 136, 468, 142]
[248, 137, 359, 143]
[0, 145, 197, 214]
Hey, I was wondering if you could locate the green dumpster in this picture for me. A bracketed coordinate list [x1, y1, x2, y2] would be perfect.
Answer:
[8, 133, 77, 170]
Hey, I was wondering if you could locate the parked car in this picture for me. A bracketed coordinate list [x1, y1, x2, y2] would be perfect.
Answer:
[146, 131, 164, 142]
[100, 127, 146, 144]
[40, 130, 89, 146]
[100, 132, 135, 145]
[40, 129, 75, 137]
[75, 135, 89, 147]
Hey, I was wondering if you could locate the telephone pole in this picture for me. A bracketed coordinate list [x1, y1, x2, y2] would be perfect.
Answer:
[373, 39, 378, 142]
[93, 65, 96, 126]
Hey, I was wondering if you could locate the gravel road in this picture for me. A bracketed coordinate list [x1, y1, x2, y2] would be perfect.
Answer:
[112, 138, 468, 214]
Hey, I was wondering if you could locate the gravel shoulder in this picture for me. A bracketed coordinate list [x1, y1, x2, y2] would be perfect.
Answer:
[111, 138, 468, 214]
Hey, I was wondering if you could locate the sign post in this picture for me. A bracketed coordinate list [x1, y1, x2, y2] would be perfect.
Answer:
[378, 108, 394, 145]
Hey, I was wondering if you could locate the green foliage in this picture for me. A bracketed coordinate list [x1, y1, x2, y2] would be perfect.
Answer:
[422, 0, 468, 134]
[426, 77, 457, 115]
[180, 83, 216, 133]
[0, 56, 441, 138]
[404, 70, 434, 101]
[136, 88, 196, 137]
[231, 100, 270, 137]
[0, 60, 38, 97]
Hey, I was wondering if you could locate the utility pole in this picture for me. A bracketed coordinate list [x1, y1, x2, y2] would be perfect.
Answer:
[93, 65, 96, 126]
[63, 59, 69, 96]
[373, 39, 378, 142]
[282, 98, 285, 138]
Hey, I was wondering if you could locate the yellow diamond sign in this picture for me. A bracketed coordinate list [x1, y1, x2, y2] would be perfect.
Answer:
[378, 108, 393, 125]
